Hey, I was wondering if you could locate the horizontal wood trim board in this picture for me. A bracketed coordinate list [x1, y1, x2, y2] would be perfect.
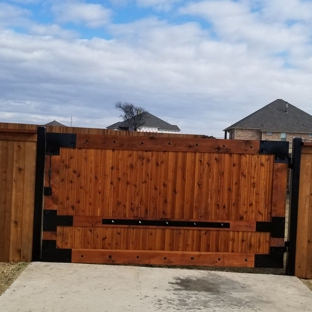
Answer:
[0, 122, 203, 137]
[302, 142, 312, 147]
[0, 129, 37, 134]
[71, 249, 255, 267]
[56, 225, 270, 253]
[42, 231, 57, 240]
[76, 134, 261, 154]
[301, 146, 312, 154]
[73, 216, 257, 231]
[0, 133, 37, 142]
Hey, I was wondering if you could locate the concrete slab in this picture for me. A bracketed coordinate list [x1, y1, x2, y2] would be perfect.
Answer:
[0, 263, 311, 312]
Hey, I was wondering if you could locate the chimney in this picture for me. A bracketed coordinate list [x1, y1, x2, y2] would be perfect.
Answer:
[285, 102, 288, 113]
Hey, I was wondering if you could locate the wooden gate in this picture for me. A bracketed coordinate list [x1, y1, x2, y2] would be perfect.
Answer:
[35, 128, 289, 268]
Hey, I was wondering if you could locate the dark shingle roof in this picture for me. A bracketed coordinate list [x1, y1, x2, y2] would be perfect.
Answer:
[224, 99, 312, 133]
[107, 112, 180, 131]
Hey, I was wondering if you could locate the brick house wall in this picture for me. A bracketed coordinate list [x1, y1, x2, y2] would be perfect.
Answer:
[230, 129, 261, 140]
[228, 129, 312, 152]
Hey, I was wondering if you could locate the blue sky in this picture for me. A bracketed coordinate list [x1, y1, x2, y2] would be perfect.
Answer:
[1, 0, 312, 137]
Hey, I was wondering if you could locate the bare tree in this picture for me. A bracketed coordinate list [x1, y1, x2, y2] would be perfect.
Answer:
[115, 102, 147, 131]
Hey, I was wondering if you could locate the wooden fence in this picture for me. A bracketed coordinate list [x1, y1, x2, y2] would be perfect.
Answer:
[0, 122, 204, 262]
[292, 141, 312, 278]
[1, 122, 311, 279]
[0, 130, 37, 261]
[39, 130, 289, 268]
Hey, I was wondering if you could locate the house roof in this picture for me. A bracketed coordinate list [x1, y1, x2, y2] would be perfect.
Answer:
[45, 120, 67, 127]
[107, 112, 180, 131]
[224, 99, 312, 133]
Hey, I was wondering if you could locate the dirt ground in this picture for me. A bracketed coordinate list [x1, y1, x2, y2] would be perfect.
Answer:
[0, 262, 311, 297]
[301, 279, 312, 291]
[0, 262, 28, 295]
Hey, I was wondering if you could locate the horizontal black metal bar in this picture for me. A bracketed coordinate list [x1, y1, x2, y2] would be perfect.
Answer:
[42, 240, 72, 263]
[102, 219, 230, 228]
[259, 141, 289, 163]
[256, 217, 285, 238]
[43, 210, 73, 231]
[46, 133, 76, 155]
[255, 247, 284, 268]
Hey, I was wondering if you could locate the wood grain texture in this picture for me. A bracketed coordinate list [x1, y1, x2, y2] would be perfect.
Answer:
[58, 149, 274, 223]
[0, 125, 289, 267]
[72, 249, 255, 267]
[76, 134, 260, 154]
[21, 142, 36, 261]
[73, 216, 256, 231]
[0, 137, 36, 261]
[44, 155, 60, 210]
[3, 141, 14, 261]
[295, 151, 312, 278]
[0, 140, 10, 261]
[10, 141, 26, 261]
[0, 122, 205, 137]
[48, 135, 281, 267]
[302, 143, 312, 150]
[57, 226, 269, 254]
[271, 163, 288, 217]
[0, 133, 37, 142]
[0, 120, 207, 259]
[42, 231, 57, 240]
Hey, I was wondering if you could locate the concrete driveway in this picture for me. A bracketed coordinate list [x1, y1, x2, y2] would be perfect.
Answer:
[0, 262, 311, 312]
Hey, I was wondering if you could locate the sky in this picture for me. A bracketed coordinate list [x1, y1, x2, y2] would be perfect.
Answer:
[1, 0, 312, 138]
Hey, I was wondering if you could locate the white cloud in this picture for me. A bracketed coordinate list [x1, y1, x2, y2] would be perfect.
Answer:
[260, 0, 312, 23]
[6, 0, 41, 5]
[52, 2, 111, 28]
[1, 1, 312, 137]
[0, 3, 31, 28]
[109, 0, 183, 11]
[29, 24, 78, 39]
[6, 0, 39, 3]
[136, 0, 182, 11]
[179, 0, 312, 71]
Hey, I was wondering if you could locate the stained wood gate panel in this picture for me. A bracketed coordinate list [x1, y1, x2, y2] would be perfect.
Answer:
[37, 129, 289, 268]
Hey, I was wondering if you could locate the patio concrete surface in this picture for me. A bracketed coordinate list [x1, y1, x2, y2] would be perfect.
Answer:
[0, 262, 311, 312]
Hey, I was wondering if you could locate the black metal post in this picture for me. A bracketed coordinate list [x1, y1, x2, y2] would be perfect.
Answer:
[32, 126, 46, 261]
[286, 138, 302, 275]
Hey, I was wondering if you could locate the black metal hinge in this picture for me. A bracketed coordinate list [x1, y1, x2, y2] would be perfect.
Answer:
[43, 210, 73, 232]
[259, 141, 289, 163]
[255, 247, 284, 268]
[42, 240, 72, 263]
[46, 133, 76, 155]
[256, 217, 285, 238]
